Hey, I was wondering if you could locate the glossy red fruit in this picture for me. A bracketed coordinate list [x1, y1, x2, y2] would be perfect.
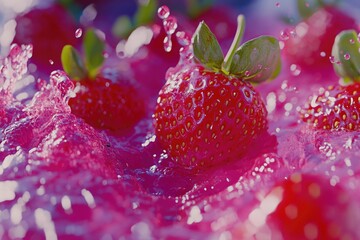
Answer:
[154, 64, 267, 169]
[267, 173, 359, 240]
[282, 6, 358, 70]
[13, 4, 79, 74]
[69, 75, 146, 132]
[300, 83, 360, 130]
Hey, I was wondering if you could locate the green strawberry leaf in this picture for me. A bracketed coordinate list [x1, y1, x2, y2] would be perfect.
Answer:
[61, 45, 86, 80]
[229, 36, 281, 83]
[134, 0, 157, 26]
[112, 16, 134, 39]
[83, 28, 105, 78]
[186, 0, 215, 18]
[192, 21, 224, 71]
[331, 30, 360, 82]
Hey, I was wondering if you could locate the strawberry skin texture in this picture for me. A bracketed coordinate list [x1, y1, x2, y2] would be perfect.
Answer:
[69, 76, 146, 132]
[300, 83, 360, 130]
[267, 173, 357, 240]
[283, 7, 358, 70]
[154, 64, 268, 169]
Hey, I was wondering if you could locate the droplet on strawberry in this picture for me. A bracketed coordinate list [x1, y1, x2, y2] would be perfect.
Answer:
[282, 1, 358, 70]
[154, 15, 281, 170]
[300, 30, 360, 131]
[266, 173, 360, 239]
[61, 29, 146, 132]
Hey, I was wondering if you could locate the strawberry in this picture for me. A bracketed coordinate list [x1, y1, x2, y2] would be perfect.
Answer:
[300, 30, 360, 130]
[13, 3, 80, 75]
[267, 173, 358, 239]
[153, 15, 281, 170]
[61, 29, 146, 132]
[300, 83, 360, 130]
[282, 0, 358, 70]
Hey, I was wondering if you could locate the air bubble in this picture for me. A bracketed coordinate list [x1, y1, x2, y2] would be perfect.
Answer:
[275, 2, 280, 7]
[75, 28, 83, 38]
[157, 5, 170, 19]
[244, 71, 250, 77]
[320, 52, 326, 57]
[350, 38, 355, 44]
[49, 59, 54, 65]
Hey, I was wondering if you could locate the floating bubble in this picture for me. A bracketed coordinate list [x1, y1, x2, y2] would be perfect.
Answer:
[157, 5, 170, 19]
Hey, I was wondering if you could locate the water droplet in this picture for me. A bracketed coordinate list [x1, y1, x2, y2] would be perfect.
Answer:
[157, 5, 170, 19]
[176, 31, 191, 46]
[344, 53, 351, 60]
[163, 16, 177, 35]
[49, 59, 54, 65]
[280, 29, 291, 40]
[244, 71, 250, 77]
[350, 38, 355, 44]
[164, 36, 172, 52]
[290, 64, 301, 76]
[275, 2, 280, 7]
[320, 51, 326, 57]
[329, 56, 336, 64]
[358, 33, 360, 42]
[75, 28, 83, 38]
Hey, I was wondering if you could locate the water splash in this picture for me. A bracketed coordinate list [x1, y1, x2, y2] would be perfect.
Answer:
[157, 6, 179, 52]
[0, 44, 32, 101]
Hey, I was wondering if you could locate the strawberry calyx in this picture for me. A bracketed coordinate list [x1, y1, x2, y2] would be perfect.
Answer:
[297, 0, 340, 20]
[61, 28, 105, 80]
[192, 15, 281, 84]
[331, 30, 360, 83]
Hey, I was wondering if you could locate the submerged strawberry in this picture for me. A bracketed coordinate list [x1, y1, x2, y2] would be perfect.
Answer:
[300, 30, 360, 130]
[267, 173, 359, 239]
[154, 15, 281, 170]
[61, 29, 146, 132]
[13, 4, 79, 75]
[282, 0, 358, 70]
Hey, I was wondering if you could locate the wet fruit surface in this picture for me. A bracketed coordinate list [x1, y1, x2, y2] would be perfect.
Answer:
[1, 1, 360, 239]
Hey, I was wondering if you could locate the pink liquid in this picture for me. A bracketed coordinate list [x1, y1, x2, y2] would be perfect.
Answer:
[1, 5, 360, 240]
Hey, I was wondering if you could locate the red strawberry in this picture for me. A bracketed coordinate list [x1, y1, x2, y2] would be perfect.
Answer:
[69, 75, 145, 131]
[13, 4, 80, 75]
[300, 30, 360, 130]
[61, 29, 146, 132]
[267, 173, 359, 239]
[282, 2, 358, 70]
[153, 15, 281, 170]
[300, 83, 360, 130]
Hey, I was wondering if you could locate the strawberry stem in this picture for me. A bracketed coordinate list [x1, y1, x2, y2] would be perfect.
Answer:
[221, 15, 245, 75]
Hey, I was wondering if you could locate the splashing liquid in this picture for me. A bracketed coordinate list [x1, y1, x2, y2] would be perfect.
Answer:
[157, 6, 179, 52]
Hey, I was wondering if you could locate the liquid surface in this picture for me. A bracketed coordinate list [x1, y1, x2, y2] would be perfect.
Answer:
[1, 1, 360, 240]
